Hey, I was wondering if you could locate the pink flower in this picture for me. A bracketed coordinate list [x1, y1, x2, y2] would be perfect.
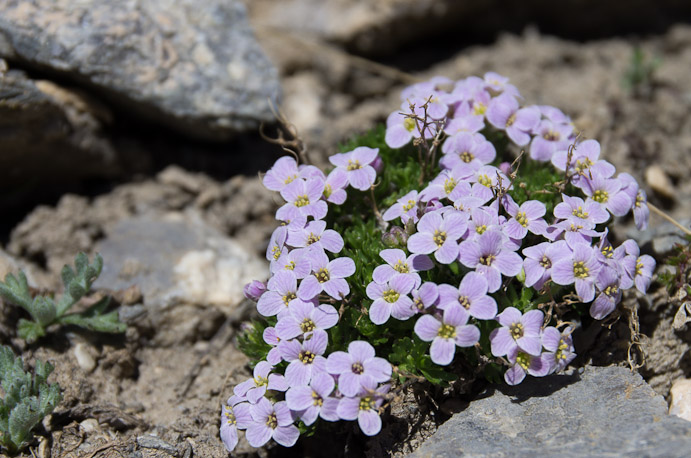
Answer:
[414, 304, 480, 365]
[329, 147, 379, 191]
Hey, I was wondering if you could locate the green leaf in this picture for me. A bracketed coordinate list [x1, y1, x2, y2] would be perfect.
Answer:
[74, 252, 88, 276]
[16, 320, 45, 344]
[8, 403, 40, 452]
[59, 310, 126, 334]
[67, 282, 87, 301]
[0, 345, 61, 455]
[0, 272, 33, 312]
[60, 265, 75, 290]
[27, 296, 56, 327]
[237, 320, 272, 368]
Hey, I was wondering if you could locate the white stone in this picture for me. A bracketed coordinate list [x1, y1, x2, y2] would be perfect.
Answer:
[670, 378, 691, 421]
[74, 342, 97, 372]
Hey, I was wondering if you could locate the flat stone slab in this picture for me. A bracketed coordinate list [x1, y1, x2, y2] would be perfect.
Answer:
[0, 0, 280, 140]
[93, 213, 266, 344]
[411, 366, 691, 457]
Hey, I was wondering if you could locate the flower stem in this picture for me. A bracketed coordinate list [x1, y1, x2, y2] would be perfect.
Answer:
[648, 203, 691, 236]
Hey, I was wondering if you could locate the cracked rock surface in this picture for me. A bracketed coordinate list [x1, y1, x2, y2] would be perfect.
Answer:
[410, 366, 691, 458]
[0, 0, 280, 140]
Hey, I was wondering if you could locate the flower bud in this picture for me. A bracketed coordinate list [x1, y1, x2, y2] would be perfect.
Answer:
[382, 226, 408, 248]
[516, 267, 526, 284]
[499, 161, 512, 176]
[371, 156, 384, 174]
[243, 280, 267, 301]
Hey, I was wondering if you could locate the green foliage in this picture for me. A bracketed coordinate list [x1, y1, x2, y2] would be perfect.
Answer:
[508, 158, 572, 217]
[658, 235, 691, 294]
[622, 47, 661, 98]
[0, 253, 126, 343]
[0, 345, 61, 455]
[389, 336, 456, 385]
[237, 319, 274, 369]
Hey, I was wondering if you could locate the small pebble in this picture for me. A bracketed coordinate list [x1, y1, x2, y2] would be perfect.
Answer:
[645, 165, 676, 199]
[74, 343, 96, 372]
[80, 418, 100, 434]
[669, 378, 691, 421]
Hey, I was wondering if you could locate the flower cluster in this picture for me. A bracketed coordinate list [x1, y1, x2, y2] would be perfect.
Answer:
[223, 72, 656, 452]
[222, 148, 393, 453]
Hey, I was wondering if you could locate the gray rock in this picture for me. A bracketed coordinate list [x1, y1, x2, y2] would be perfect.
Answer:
[0, 0, 280, 140]
[0, 63, 120, 192]
[626, 219, 691, 257]
[410, 366, 691, 458]
[93, 213, 266, 345]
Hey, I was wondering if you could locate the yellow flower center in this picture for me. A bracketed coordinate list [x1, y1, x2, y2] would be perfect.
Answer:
[284, 174, 297, 185]
[359, 396, 376, 411]
[473, 103, 487, 116]
[351, 362, 364, 374]
[567, 222, 584, 232]
[266, 412, 278, 429]
[254, 375, 269, 387]
[438, 323, 457, 339]
[294, 194, 310, 207]
[460, 151, 474, 163]
[572, 206, 589, 219]
[444, 178, 457, 195]
[299, 350, 316, 364]
[383, 289, 400, 303]
[307, 233, 321, 245]
[478, 174, 492, 187]
[312, 391, 324, 407]
[573, 261, 589, 279]
[603, 285, 619, 297]
[300, 318, 316, 333]
[402, 199, 416, 212]
[271, 245, 281, 261]
[635, 258, 644, 276]
[317, 268, 330, 283]
[601, 246, 613, 258]
[347, 159, 362, 171]
[224, 410, 236, 425]
[516, 211, 529, 227]
[403, 117, 416, 132]
[574, 157, 594, 174]
[516, 352, 531, 370]
[556, 339, 569, 360]
[433, 230, 447, 247]
[543, 130, 560, 141]
[458, 296, 471, 309]
[506, 113, 516, 127]
[592, 190, 609, 203]
[283, 292, 297, 306]
[635, 193, 644, 208]
[393, 260, 409, 273]
[479, 254, 496, 266]
[476, 224, 487, 235]
[414, 298, 425, 311]
[539, 255, 551, 269]
[510, 322, 524, 340]
[285, 261, 296, 270]
[323, 184, 333, 199]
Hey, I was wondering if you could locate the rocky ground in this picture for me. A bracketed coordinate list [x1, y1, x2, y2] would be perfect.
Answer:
[1, 1, 691, 457]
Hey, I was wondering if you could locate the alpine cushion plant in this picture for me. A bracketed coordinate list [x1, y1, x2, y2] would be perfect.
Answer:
[226, 73, 656, 453]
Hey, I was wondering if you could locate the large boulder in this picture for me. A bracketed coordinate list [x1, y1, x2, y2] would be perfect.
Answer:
[0, 0, 280, 140]
[410, 366, 691, 457]
[0, 62, 121, 194]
